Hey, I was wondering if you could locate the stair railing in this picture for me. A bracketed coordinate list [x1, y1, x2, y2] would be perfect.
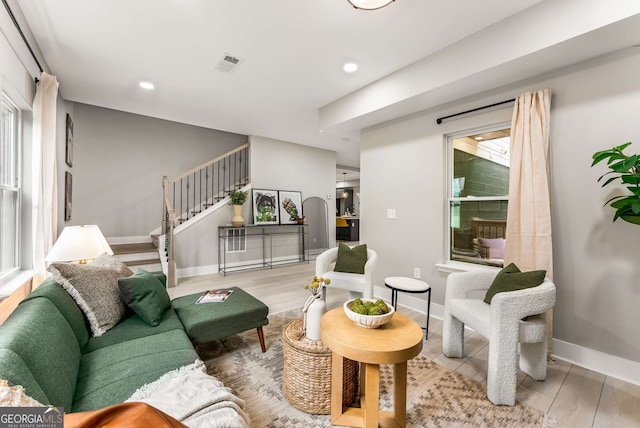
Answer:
[161, 142, 250, 287]
[162, 195, 176, 287]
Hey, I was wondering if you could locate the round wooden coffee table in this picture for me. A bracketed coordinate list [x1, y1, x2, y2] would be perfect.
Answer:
[320, 307, 423, 428]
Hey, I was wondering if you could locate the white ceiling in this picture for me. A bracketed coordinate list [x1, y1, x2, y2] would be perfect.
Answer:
[14, 0, 546, 168]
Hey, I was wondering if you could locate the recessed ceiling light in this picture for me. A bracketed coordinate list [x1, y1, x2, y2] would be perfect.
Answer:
[342, 137, 350, 142]
[343, 62, 358, 73]
[139, 81, 155, 90]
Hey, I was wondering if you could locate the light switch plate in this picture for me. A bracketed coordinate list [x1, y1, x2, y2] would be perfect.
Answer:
[387, 209, 396, 219]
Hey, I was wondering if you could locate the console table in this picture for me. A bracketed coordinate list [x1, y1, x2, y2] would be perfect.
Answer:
[217, 224, 308, 275]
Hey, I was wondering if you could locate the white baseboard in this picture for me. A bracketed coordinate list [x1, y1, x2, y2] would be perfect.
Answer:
[177, 264, 219, 278]
[106, 236, 151, 244]
[551, 339, 640, 387]
[373, 285, 640, 387]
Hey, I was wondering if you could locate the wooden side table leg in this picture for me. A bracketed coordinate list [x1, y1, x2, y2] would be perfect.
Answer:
[393, 361, 408, 426]
[331, 352, 345, 423]
[362, 363, 380, 428]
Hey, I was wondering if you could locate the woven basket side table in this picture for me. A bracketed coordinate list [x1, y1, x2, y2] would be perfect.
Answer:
[282, 318, 358, 415]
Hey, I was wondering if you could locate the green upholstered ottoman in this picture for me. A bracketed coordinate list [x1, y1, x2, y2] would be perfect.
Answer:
[171, 286, 269, 352]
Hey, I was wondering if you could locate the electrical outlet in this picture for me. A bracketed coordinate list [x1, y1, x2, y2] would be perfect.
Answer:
[387, 209, 396, 219]
[413, 267, 421, 279]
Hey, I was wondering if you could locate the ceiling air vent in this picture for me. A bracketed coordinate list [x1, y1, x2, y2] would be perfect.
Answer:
[215, 53, 243, 74]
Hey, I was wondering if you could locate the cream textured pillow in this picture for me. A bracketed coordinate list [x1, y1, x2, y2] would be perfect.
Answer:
[48, 253, 133, 337]
[0, 379, 44, 407]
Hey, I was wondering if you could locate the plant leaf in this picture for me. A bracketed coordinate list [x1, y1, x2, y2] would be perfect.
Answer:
[604, 195, 625, 208]
[621, 174, 640, 185]
[633, 200, 640, 214]
[600, 176, 620, 187]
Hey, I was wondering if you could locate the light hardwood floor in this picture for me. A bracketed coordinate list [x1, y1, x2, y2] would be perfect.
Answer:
[170, 262, 640, 428]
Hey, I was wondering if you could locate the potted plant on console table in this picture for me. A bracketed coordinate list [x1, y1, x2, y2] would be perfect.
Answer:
[230, 190, 248, 227]
[592, 142, 640, 225]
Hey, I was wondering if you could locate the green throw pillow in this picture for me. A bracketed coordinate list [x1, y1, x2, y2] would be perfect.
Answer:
[334, 243, 368, 274]
[118, 269, 170, 326]
[483, 263, 546, 304]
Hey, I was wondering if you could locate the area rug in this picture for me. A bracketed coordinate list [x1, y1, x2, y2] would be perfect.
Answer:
[198, 310, 556, 428]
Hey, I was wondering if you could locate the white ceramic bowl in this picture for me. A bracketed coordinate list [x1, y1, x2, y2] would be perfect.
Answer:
[343, 298, 395, 329]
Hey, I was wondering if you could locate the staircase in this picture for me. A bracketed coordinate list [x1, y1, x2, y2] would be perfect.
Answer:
[160, 143, 251, 287]
[111, 242, 162, 273]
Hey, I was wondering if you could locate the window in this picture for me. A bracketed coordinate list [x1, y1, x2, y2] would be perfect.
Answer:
[1, 95, 20, 278]
[447, 125, 510, 267]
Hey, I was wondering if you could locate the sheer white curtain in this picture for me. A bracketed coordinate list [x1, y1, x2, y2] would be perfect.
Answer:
[504, 88, 553, 350]
[32, 72, 59, 287]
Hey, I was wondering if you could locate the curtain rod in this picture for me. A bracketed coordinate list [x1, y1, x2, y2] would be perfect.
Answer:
[1, 0, 43, 82]
[436, 98, 515, 125]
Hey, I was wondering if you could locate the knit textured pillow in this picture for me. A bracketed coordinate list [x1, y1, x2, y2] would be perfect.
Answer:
[483, 263, 546, 304]
[48, 253, 133, 337]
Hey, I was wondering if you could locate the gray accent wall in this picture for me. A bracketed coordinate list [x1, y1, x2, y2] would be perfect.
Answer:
[360, 48, 640, 365]
[58, 103, 247, 237]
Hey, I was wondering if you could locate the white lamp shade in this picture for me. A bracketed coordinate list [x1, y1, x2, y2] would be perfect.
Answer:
[45, 225, 113, 263]
[348, 0, 394, 10]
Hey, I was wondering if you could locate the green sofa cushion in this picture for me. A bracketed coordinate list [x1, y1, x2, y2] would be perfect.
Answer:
[82, 308, 185, 353]
[0, 298, 81, 409]
[483, 263, 547, 304]
[172, 286, 269, 344]
[73, 329, 198, 412]
[334, 243, 368, 274]
[118, 269, 171, 326]
[22, 279, 90, 349]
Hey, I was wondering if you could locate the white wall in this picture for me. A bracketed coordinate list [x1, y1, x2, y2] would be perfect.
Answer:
[251, 135, 337, 246]
[360, 48, 640, 370]
[63, 103, 247, 238]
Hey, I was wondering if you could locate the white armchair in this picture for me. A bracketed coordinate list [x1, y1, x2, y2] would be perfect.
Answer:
[442, 270, 556, 406]
[315, 246, 377, 300]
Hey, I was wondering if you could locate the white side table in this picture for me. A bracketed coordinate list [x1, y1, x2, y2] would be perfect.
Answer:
[384, 276, 431, 339]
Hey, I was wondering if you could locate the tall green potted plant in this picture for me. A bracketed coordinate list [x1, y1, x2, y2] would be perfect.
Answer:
[591, 142, 640, 225]
[229, 190, 248, 227]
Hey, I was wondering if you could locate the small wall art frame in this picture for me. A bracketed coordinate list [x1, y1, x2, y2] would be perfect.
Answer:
[252, 189, 279, 225]
[278, 190, 303, 224]
[64, 171, 72, 221]
[65, 113, 73, 167]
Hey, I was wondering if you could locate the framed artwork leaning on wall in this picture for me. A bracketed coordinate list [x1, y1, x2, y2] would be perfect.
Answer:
[252, 189, 279, 225]
[278, 191, 302, 224]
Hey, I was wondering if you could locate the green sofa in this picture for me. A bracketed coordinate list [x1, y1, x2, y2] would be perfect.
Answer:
[0, 275, 199, 413]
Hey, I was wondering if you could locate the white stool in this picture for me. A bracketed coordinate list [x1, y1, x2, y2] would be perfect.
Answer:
[384, 277, 431, 340]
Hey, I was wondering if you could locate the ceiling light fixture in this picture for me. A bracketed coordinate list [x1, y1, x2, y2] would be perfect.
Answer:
[343, 62, 358, 73]
[348, 0, 395, 10]
[139, 81, 155, 90]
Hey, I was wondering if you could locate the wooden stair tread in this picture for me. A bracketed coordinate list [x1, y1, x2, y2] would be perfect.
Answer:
[125, 259, 161, 267]
[111, 243, 157, 254]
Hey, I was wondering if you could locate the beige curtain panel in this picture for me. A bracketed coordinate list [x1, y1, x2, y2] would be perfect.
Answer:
[32, 72, 60, 287]
[505, 89, 553, 353]
[504, 89, 553, 279]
